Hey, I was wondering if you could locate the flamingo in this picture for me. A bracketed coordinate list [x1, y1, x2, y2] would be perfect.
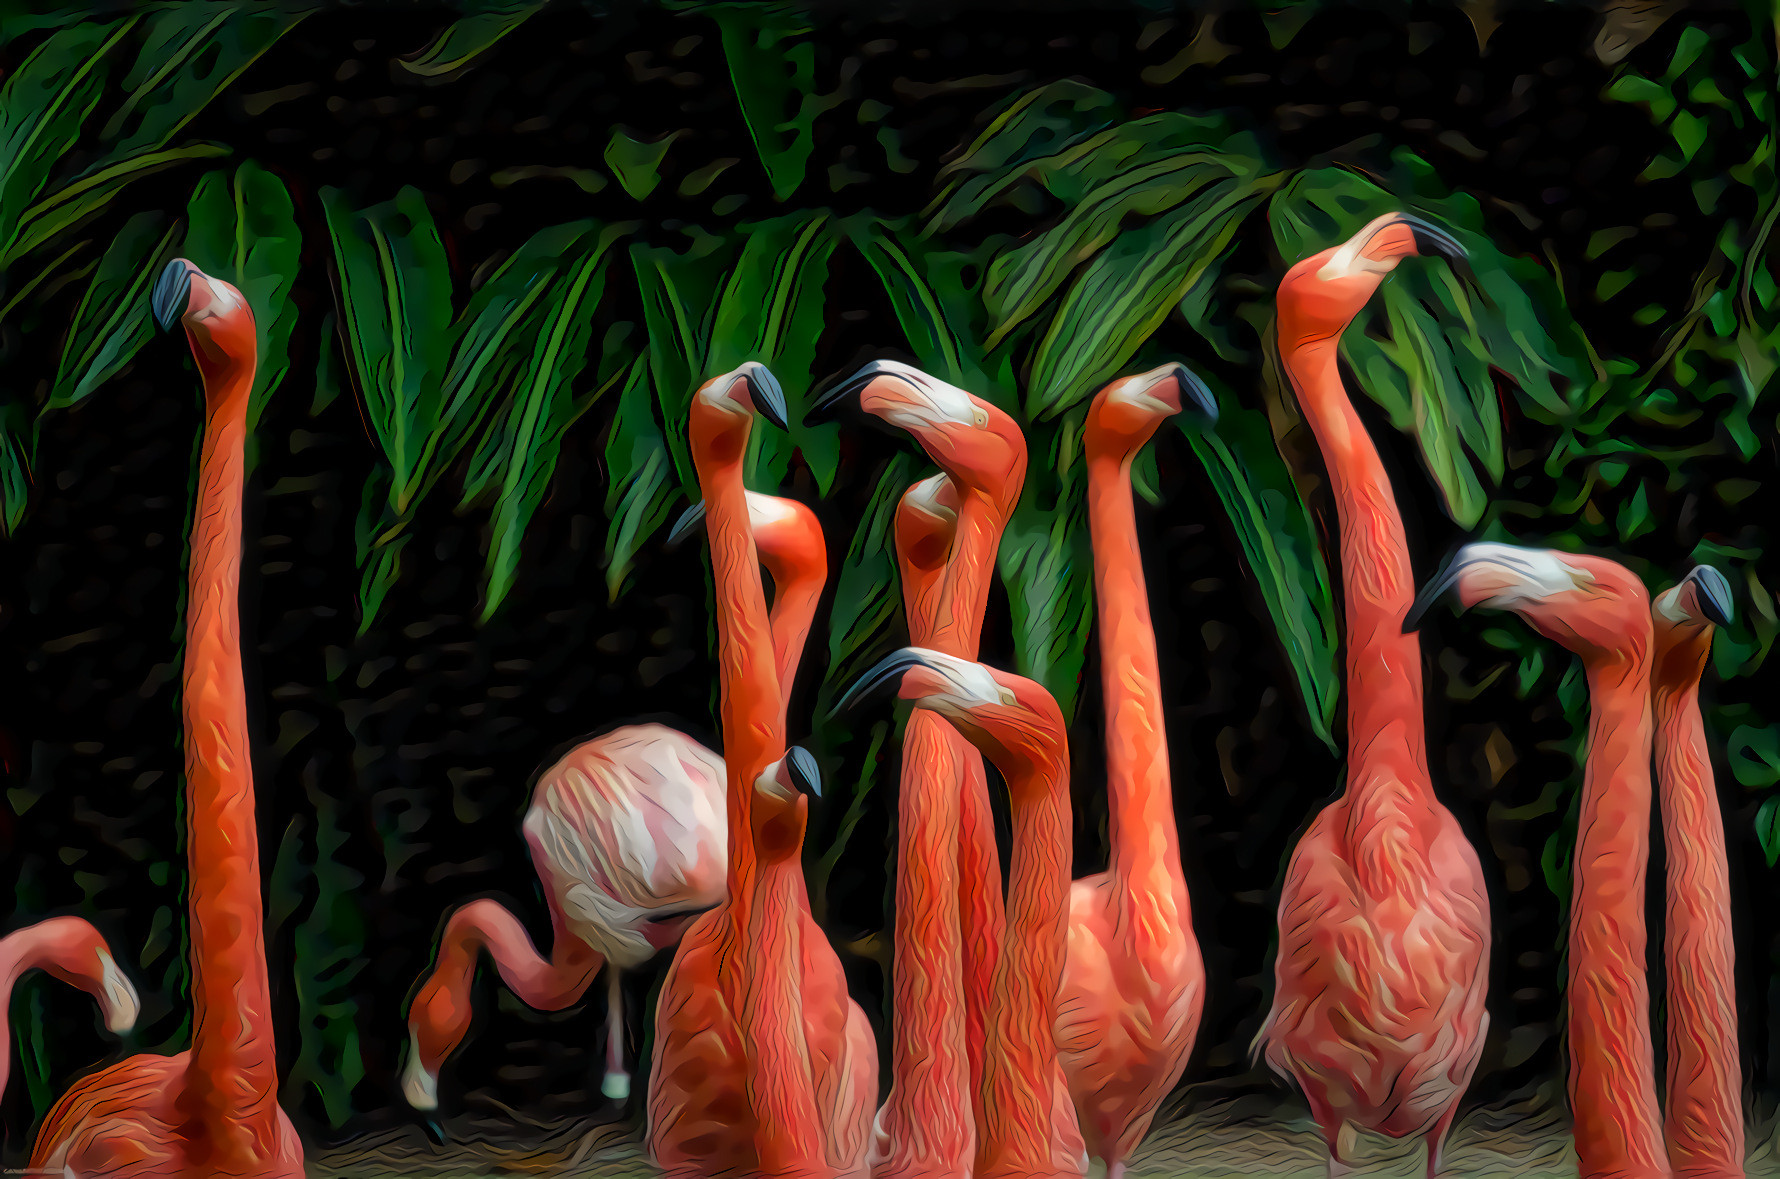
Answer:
[27, 259, 303, 1177]
[1257, 212, 1491, 1178]
[840, 649, 1084, 1179]
[647, 363, 875, 1177]
[1406, 542, 1669, 1179]
[1055, 364, 1213, 1179]
[0, 917, 140, 1099]
[817, 360, 1025, 1179]
[402, 490, 824, 1111]
[1650, 565, 1741, 1177]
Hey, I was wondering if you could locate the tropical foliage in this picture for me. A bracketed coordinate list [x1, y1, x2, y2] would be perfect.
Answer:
[0, 0, 1774, 1134]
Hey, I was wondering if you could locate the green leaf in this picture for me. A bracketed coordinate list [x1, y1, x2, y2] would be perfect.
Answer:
[0, 18, 135, 260]
[1729, 725, 1780, 789]
[183, 162, 303, 432]
[99, 5, 309, 161]
[1179, 387, 1340, 750]
[320, 185, 454, 514]
[284, 784, 368, 1128]
[820, 453, 915, 702]
[1757, 795, 1780, 868]
[1604, 72, 1677, 122]
[605, 128, 678, 201]
[998, 421, 1093, 721]
[1025, 178, 1266, 418]
[401, 0, 545, 76]
[708, 210, 839, 491]
[927, 79, 1120, 229]
[48, 209, 180, 409]
[604, 355, 677, 603]
[714, 5, 820, 201]
[464, 225, 626, 619]
[632, 232, 738, 491]
[0, 396, 31, 535]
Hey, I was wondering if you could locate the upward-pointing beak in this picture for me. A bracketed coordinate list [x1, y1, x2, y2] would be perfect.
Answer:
[151, 259, 197, 332]
[734, 362, 790, 431]
[666, 502, 707, 548]
[1686, 564, 1734, 627]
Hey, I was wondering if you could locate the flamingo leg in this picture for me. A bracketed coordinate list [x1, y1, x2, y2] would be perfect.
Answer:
[1425, 1105, 1457, 1178]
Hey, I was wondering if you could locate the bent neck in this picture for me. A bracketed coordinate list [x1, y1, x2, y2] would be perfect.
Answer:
[1280, 341, 1428, 790]
[182, 369, 280, 1119]
[977, 738, 1073, 1169]
[1086, 448, 1180, 878]
[764, 558, 822, 720]
[929, 489, 1004, 659]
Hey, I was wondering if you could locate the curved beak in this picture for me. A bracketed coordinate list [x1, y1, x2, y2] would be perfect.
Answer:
[785, 745, 822, 798]
[733, 362, 789, 431]
[1158, 362, 1218, 424]
[812, 359, 916, 422]
[831, 646, 944, 716]
[1403, 548, 1469, 633]
[666, 501, 707, 549]
[1390, 213, 1468, 263]
[1686, 564, 1734, 627]
[151, 258, 198, 332]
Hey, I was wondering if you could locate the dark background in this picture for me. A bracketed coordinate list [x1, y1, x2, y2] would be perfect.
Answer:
[0, 0, 1774, 1157]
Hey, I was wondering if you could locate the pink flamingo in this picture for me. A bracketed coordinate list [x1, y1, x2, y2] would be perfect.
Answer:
[404, 491, 826, 1110]
[0, 917, 139, 1099]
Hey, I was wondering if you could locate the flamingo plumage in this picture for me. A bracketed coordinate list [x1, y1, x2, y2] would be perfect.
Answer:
[841, 649, 1085, 1179]
[28, 259, 302, 1178]
[1055, 365, 1213, 1179]
[1257, 213, 1491, 1177]
[0, 916, 139, 1100]
[1408, 542, 1670, 1179]
[402, 490, 825, 1110]
[1651, 564, 1741, 1178]
[647, 363, 875, 1177]
[819, 360, 1024, 1179]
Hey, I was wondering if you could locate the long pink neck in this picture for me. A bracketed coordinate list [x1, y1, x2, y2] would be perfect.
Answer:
[1280, 342, 1430, 795]
[763, 556, 821, 725]
[182, 367, 281, 1145]
[1087, 447, 1180, 878]
[744, 839, 823, 1171]
[1653, 626, 1743, 1177]
[976, 736, 1073, 1174]
[1568, 653, 1669, 1179]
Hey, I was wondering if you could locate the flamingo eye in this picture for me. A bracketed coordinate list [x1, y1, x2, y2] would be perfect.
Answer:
[997, 687, 1016, 706]
[971, 407, 988, 429]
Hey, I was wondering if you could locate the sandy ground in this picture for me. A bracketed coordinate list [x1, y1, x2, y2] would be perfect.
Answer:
[307, 1094, 1780, 1177]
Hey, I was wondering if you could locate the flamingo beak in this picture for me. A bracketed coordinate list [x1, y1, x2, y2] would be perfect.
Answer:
[1394, 214, 1468, 263]
[831, 647, 945, 716]
[1157, 363, 1218, 424]
[666, 502, 707, 548]
[1686, 564, 1734, 627]
[812, 359, 908, 422]
[151, 259, 198, 332]
[734, 362, 789, 431]
[786, 745, 822, 798]
[1403, 548, 1469, 633]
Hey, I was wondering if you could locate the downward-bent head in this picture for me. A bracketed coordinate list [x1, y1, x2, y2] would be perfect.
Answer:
[1406, 541, 1651, 660]
[689, 361, 790, 465]
[751, 747, 823, 860]
[1086, 362, 1217, 459]
[151, 258, 257, 390]
[1277, 211, 1467, 349]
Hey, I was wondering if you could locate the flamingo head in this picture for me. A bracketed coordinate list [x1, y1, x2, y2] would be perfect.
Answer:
[1405, 541, 1652, 660]
[751, 746, 822, 858]
[93, 948, 139, 1035]
[1085, 362, 1217, 458]
[1276, 212, 1466, 350]
[836, 647, 1065, 778]
[688, 362, 790, 468]
[1654, 564, 1734, 632]
[668, 491, 825, 590]
[895, 474, 960, 577]
[152, 259, 257, 394]
[816, 361, 1026, 513]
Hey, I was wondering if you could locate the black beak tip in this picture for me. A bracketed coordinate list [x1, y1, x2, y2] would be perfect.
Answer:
[811, 361, 885, 423]
[1404, 550, 1468, 634]
[739, 363, 790, 431]
[151, 259, 194, 333]
[831, 646, 926, 717]
[1170, 363, 1218, 424]
[1688, 565, 1735, 627]
[786, 745, 822, 798]
[666, 502, 707, 549]
[1401, 214, 1469, 263]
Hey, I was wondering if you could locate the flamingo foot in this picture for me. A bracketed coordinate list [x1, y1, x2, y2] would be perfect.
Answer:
[601, 1070, 631, 1101]
[402, 1034, 440, 1111]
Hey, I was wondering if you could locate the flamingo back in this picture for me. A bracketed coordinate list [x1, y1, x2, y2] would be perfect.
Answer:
[525, 724, 726, 969]
[1259, 786, 1490, 1141]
